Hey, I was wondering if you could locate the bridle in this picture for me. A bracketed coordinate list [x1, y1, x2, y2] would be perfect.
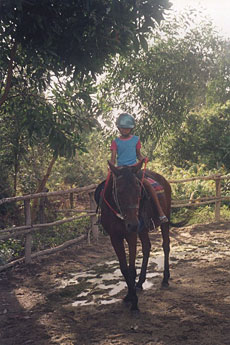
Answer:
[112, 174, 142, 220]
[103, 165, 147, 220]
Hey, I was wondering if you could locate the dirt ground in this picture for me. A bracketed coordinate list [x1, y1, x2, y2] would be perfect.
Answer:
[1, 221, 230, 345]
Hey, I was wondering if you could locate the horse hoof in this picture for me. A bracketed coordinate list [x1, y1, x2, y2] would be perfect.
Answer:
[130, 306, 140, 313]
[161, 281, 169, 288]
[123, 295, 132, 303]
[135, 283, 143, 291]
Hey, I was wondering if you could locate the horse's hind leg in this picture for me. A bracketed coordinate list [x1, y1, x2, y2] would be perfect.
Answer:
[111, 235, 138, 311]
[136, 230, 151, 290]
[161, 223, 170, 286]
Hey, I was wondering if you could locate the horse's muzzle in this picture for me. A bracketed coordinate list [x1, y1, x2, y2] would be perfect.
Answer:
[125, 219, 140, 232]
[123, 206, 140, 232]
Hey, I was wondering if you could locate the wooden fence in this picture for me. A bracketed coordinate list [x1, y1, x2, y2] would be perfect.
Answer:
[169, 174, 230, 221]
[0, 184, 98, 271]
[0, 173, 230, 271]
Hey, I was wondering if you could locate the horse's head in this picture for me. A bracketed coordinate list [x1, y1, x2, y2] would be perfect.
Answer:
[108, 160, 145, 232]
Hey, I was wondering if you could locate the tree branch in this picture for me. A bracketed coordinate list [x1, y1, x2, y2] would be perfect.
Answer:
[0, 42, 17, 107]
[31, 156, 57, 222]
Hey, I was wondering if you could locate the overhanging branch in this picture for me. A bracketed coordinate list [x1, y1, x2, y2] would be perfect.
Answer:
[0, 42, 17, 107]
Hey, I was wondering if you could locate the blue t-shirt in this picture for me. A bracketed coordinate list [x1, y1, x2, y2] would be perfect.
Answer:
[111, 135, 140, 166]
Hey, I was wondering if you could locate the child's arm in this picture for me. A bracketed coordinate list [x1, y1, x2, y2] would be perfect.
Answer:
[110, 149, 117, 165]
[136, 147, 145, 162]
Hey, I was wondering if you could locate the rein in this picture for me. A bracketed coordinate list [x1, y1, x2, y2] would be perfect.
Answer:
[103, 170, 124, 219]
[138, 157, 148, 203]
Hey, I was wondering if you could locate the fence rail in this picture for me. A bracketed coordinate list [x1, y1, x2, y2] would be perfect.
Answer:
[169, 174, 230, 221]
[0, 173, 230, 271]
[0, 184, 98, 271]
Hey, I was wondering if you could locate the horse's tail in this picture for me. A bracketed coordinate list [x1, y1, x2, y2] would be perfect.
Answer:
[169, 219, 189, 228]
[168, 206, 195, 228]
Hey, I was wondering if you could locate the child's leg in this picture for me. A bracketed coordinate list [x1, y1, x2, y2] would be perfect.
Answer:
[143, 179, 168, 223]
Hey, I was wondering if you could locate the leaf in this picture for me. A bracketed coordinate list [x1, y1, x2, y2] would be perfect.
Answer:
[132, 35, 140, 53]
[139, 35, 148, 51]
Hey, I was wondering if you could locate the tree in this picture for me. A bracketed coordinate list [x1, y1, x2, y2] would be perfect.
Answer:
[0, 73, 99, 194]
[50, 130, 111, 188]
[98, 10, 227, 152]
[206, 41, 230, 106]
[158, 102, 230, 170]
[0, 0, 171, 106]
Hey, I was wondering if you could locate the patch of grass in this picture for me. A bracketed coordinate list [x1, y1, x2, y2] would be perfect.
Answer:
[32, 216, 91, 251]
[171, 204, 230, 226]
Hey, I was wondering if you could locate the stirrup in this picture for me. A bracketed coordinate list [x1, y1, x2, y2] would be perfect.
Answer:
[159, 215, 168, 224]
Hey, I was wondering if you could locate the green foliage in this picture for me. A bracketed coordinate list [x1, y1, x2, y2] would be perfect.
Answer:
[0, 216, 91, 263]
[179, 204, 230, 225]
[98, 10, 227, 146]
[172, 205, 215, 225]
[147, 161, 219, 201]
[32, 217, 90, 251]
[0, 239, 24, 264]
[157, 102, 230, 170]
[0, 71, 100, 194]
[0, 0, 171, 196]
[146, 160, 230, 225]
[48, 130, 110, 188]
[206, 41, 230, 106]
[170, 163, 226, 197]
[0, 166, 20, 227]
[0, 0, 171, 83]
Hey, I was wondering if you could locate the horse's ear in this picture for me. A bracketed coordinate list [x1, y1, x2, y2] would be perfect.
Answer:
[108, 161, 120, 176]
[131, 159, 145, 174]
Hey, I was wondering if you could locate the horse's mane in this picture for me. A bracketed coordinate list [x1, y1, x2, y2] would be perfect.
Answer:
[119, 166, 136, 186]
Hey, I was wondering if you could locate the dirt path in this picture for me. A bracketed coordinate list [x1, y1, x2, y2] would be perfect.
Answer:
[1, 221, 230, 345]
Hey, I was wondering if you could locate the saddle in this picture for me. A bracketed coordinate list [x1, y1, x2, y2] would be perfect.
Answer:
[94, 175, 164, 231]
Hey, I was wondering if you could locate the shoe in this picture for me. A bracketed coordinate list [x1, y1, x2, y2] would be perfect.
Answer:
[159, 215, 168, 224]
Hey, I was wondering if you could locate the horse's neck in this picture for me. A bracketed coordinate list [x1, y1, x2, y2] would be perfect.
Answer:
[104, 176, 115, 201]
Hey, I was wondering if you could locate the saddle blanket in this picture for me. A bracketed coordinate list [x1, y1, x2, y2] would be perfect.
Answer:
[146, 177, 164, 193]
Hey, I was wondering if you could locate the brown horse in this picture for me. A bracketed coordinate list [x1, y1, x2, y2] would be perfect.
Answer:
[96, 159, 174, 311]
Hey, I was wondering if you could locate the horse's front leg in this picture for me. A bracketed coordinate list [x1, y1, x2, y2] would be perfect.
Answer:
[126, 232, 138, 288]
[111, 235, 138, 311]
[136, 230, 151, 290]
[161, 222, 170, 286]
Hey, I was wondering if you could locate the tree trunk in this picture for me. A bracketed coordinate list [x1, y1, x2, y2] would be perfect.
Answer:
[13, 151, 20, 196]
[31, 156, 57, 222]
[0, 42, 17, 107]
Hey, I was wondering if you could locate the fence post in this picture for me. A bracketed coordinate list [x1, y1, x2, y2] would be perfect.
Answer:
[70, 192, 74, 209]
[215, 175, 221, 222]
[89, 192, 99, 242]
[24, 199, 32, 264]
